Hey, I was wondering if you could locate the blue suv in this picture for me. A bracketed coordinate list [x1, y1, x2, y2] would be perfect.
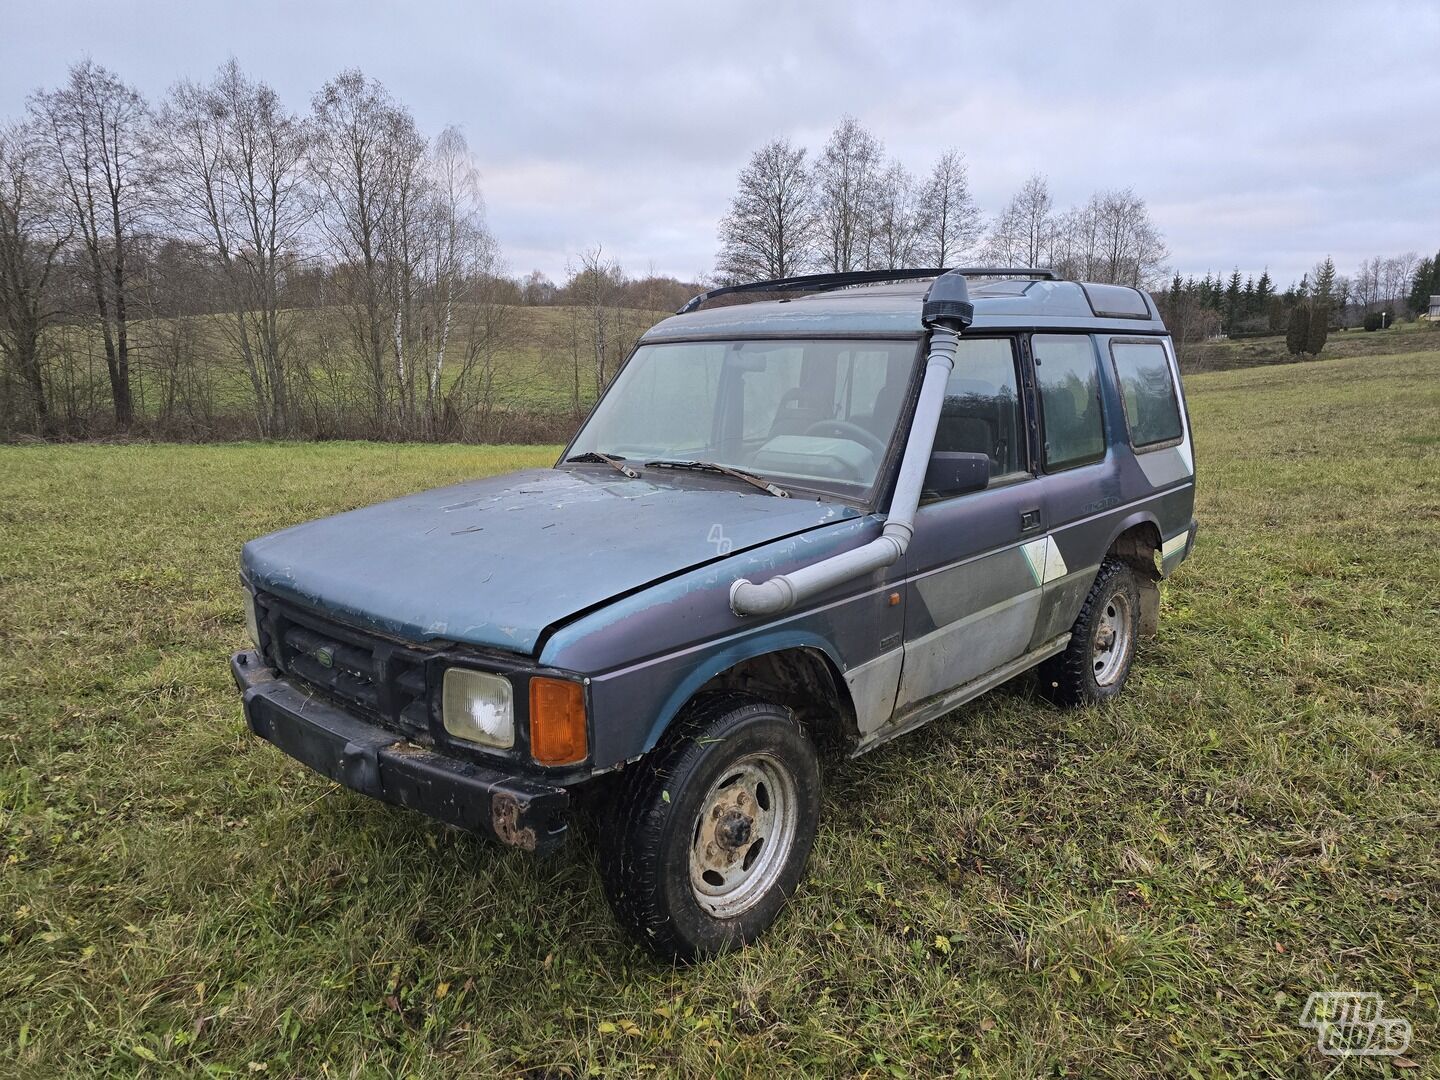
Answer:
[231, 268, 1197, 958]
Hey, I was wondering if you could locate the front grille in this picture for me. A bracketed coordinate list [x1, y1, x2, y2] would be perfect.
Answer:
[261, 598, 432, 738]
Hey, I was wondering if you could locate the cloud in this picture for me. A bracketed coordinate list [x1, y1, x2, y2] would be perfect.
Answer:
[1, 0, 1436, 284]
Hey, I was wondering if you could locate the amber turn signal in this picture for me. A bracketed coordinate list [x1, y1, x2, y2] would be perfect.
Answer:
[529, 677, 588, 766]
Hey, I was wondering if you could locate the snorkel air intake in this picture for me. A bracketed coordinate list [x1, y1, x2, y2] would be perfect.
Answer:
[729, 271, 975, 616]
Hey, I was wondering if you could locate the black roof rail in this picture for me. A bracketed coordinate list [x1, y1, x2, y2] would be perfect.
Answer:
[677, 267, 1057, 314]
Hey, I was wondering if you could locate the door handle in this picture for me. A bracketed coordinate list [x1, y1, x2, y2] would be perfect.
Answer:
[1020, 509, 1042, 532]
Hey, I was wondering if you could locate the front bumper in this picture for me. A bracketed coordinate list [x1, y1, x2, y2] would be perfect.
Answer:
[231, 650, 569, 853]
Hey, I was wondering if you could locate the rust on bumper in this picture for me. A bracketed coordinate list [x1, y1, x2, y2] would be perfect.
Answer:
[231, 650, 569, 854]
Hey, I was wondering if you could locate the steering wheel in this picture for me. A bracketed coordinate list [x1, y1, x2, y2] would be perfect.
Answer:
[803, 419, 886, 457]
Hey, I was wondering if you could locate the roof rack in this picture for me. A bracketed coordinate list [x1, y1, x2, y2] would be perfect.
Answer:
[677, 267, 1057, 315]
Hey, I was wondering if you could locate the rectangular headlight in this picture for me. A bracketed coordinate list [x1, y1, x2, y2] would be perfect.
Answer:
[442, 668, 514, 749]
[243, 589, 262, 652]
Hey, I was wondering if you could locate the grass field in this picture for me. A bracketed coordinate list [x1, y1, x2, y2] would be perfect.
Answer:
[2, 349, 1438, 1077]
[1182, 318, 1439, 372]
[50, 303, 665, 430]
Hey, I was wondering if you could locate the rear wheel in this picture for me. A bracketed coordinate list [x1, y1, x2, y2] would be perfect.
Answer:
[1039, 556, 1140, 706]
[598, 693, 820, 959]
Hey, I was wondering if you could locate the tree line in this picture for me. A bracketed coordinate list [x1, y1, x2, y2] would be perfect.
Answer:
[3, 62, 1437, 444]
[1158, 250, 1440, 361]
[0, 60, 701, 441]
[716, 118, 1169, 289]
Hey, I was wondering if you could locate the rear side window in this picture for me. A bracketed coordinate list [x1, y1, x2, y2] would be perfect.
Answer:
[934, 337, 1025, 479]
[1110, 340, 1184, 449]
[1082, 283, 1151, 319]
[1033, 334, 1105, 470]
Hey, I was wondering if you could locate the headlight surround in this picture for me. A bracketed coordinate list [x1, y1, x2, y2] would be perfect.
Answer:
[243, 589, 263, 653]
[441, 667, 515, 749]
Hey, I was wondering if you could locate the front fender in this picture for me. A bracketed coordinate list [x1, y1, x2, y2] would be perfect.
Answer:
[541, 515, 901, 771]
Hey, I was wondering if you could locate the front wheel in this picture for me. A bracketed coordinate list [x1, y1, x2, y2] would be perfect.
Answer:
[1038, 556, 1141, 706]
[598, 693, 820, 959]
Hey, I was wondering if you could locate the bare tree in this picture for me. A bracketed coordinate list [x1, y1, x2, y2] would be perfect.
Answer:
[815, 116, 883, 273]
[1380, 252, 1419, 313]
[914, 149, 981, 267]
[715, 137, 815, 283]
[441, 273, 513, 439]
[519, 269, 555, 304]
[424, 125, 501, 436]
[1047, 199, 1101, 281]
[569, 246, 625, 398]
[309, 70, 426, 435]
[1352, 257, 1380, 314]
[0, 122, 67, 432]
[153, 60, 310, 436]
[30, 60, 150, 429]
[869, 160, 919, 270]
[983, 174, 1055, 269]
[1092, 188, 1168, 287]
[1042, 188, 1167, 287]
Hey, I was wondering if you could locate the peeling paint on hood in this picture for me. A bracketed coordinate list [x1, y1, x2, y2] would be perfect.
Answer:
[241, 467, 862, 654]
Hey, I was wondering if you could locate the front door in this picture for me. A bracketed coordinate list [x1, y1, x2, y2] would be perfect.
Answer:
[895, 336, 1045, 712]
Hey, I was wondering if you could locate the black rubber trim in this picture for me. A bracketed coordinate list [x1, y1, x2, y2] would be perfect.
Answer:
[231, 651, 569, 854]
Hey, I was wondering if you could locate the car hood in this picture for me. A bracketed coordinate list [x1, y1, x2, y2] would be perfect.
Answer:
[242, 467, 861, 655]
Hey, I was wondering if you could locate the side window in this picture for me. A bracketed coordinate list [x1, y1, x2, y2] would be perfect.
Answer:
[1110, 340, 1184, 449]
[933, 337, 1024, 479]
[1033, 334, 1105, 470]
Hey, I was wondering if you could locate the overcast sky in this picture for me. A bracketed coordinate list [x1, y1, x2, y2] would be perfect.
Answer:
[3, 1, 1436, 287]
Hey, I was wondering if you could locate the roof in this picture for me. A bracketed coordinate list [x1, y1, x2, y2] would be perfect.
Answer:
[642, 277, 1167, 343]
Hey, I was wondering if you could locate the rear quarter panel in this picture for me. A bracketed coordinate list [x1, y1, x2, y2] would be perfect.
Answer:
[1037, 333, 1195, 643]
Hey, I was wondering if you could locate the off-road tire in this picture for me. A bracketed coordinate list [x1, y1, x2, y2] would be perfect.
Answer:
[1038, 556, 1140, 707]
[598, 692, 820, 960]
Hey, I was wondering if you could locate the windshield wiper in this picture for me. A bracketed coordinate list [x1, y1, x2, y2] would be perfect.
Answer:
[644, 459, 789, 498]
[565, 450, 639, 479]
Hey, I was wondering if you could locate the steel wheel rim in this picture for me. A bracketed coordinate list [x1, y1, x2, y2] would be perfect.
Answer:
[688, 752, 799, 918]
[1092, 589, 1133, 686]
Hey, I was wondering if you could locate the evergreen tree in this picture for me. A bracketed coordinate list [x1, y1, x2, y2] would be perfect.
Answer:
[1290, 305, 1313, 355]
[1242, 275, 1255, 316]
[1267, 296, 1286, 333]
[1224, 270, 1243, 334]
[1256, 269, 1274, 310]
[1408, 252, 1438, 316]
[1312, 257, 1337, 307]
[1305, 303, 1329, 355]
[1286, 303, 1310, 355]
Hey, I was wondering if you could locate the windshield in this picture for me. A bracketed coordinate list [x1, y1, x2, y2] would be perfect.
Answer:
[567, 339, 918, 499]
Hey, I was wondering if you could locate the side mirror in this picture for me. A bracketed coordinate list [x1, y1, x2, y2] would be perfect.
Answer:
[923, 451, 990, 499]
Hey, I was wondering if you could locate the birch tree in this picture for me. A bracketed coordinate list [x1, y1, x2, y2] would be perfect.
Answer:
[815, 116, 883, 273]
[424, 125, 502, 437]
[309, 70, 425, 434]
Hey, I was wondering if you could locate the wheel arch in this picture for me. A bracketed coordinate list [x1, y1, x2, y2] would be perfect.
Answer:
[1104, 513, 1163, 636]
[641, 634, 858, 757]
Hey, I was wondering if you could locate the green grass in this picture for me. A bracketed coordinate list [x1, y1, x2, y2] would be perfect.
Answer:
[1183, 318, 1439, 372]
[3, 352, 1438, 1077]
[54, 303, 664, 425]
